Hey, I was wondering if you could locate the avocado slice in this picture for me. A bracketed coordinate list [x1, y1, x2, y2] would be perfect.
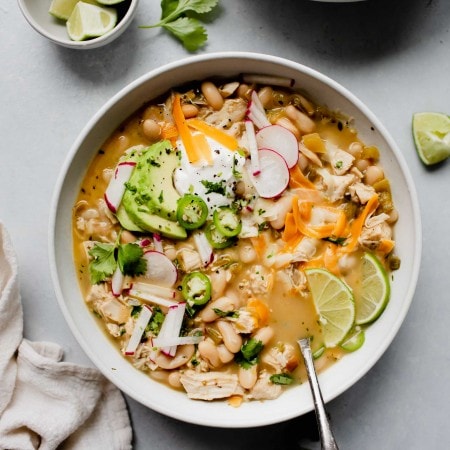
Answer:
[122, 140, 187, 240]
[116, 205, 144, 233]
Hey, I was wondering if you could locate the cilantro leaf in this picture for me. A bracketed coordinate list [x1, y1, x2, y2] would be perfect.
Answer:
[162, 18, 208, 52]
[88, 243, 116, 284]
[141, 0, 219, 52]
[235, 338, 264, 369]
[117, 243, 147, 277]
[270, 373, 294, 385]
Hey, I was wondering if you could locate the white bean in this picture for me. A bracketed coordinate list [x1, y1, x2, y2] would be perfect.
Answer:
[348, 142, 363, 158]
[168, 371, 182, 388]
[154, 344, 195, 370]
[355, 159, 370, 172]
[364, 165, 384, 186]
[142, 119, 161, 141]
[238, 364, 258, 390]
[217, 344, 234, 364]
[217, 320, 242, 354]
[201, 81, 224, 110]
[269, 195, 294, 229]
[252, 326, 274, 345]
[181, 104, 199, 118]
[209, 270, 228, 299]
[199, 296, 237, 322]
[285, 105, 315, 134]
[198, 338, 222, 368]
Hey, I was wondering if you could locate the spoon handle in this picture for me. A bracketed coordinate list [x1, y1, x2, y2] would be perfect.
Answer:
[298, 338, 339, 450]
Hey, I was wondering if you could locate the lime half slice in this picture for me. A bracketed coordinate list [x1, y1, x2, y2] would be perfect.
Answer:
[49, 0, 97, 21]
[96, 0, 126, 4]
[412, 112, 450, 165]
[355, 253, 390, 325]
[305, 268, 355, 348]
[66, 2, 117, 41]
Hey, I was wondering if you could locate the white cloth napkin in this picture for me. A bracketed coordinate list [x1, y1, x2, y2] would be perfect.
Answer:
[0, 223, 133, 450]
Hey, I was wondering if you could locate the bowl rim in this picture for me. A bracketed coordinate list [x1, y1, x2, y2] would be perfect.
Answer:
[48, 51, 422, 427]
[17, 0, 139, 49]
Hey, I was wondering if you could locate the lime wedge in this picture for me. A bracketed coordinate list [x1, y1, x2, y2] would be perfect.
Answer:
[66, 2, 117, 41]
[340, 327, 365, 352]
[305, 268, 355, 348]
[96, 0, 126, 4]
[49, 0, 97, 21]
[355, 253, 390, 325]
[412, 112, 450, 165]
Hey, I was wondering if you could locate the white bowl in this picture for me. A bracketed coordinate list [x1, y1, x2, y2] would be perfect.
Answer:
[49, 52, 421, 428]
[17, 0, 139, 49]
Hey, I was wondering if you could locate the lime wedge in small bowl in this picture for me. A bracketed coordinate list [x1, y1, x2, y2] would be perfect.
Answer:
[67, 2, 117, 41]
[412, 112, 450, 165]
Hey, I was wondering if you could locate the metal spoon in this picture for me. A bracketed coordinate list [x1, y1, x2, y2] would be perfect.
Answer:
[298, 337, 339, 450]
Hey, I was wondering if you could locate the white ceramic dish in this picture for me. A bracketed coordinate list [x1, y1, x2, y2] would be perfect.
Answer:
[49, 52, 421, 428]
[17, 0, 139, 49]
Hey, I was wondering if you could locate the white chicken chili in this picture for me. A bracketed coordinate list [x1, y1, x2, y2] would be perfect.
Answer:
[73, 76, 400, 404]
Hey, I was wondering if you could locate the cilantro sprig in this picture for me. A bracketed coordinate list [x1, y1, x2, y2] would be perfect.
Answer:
[235, 338, 264, 369]
[140, 0, 219, 52]
[88, 241, 146, 285]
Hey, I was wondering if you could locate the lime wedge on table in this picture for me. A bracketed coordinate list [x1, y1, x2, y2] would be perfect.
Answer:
[412, 112, 450, 165]
[305, 268, 355, 348]
[67, 2, 117, 41]
[355, 253, 390, 325]
[49, 0, 97, 21]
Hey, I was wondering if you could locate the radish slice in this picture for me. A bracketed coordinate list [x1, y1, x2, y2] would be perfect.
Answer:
[247, 149, 290, 198]
[104, 162, 136, 213]
[256, 125, 299, 168]
[193, 231, 214, 267]
[128, 289, 178, 308]
[131, 281, 178, 300]
[111, 266, 124, 296]
[152, 335, 203, 347]
[124, 305, 153, 356]
[247, 91, 271, 129]
[157, 302, 186, 356]
[138, 238, 152, 248]
[245, 120, 261, 176]
[152, 234, 163, 252]
[143, 251, 178, 287]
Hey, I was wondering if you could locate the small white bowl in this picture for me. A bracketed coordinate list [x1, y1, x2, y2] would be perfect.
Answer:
[17, 0, 139, 49]
[49, 52, 421, 428]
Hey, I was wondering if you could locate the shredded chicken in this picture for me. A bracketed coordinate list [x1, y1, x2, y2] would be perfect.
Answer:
[325, 143, 355, 175]
[359, 213, 392, 250]
[180, 370, 243, 400]
[201, 98, 247, 129]
[317, 169, 356, 202]
[349, 182, 376, 205]
[247, 370, 282, 400]
[262, 343, 299, 372]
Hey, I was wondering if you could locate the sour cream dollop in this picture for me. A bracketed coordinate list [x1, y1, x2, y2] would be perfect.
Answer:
[173, 136, 246, 214]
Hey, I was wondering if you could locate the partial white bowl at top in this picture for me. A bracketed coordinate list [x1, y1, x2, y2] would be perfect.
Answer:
[49, 52, 421, 428]
[17, 0, 139, 49]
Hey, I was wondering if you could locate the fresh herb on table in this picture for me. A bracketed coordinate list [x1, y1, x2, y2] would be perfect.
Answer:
[140, 0, 219, 52]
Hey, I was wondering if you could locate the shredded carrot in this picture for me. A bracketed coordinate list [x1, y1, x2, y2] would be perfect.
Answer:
[191, 132, 213, 164]
[250, 235, 267, 258]
[160, 122, 178, 143]
[247, 298, 270, 327]
[172, 94, 199, 163]
[302, 132, 326, 153]
[282, 212, 298, 242]
[343, 194, 379, 252]
[333, 210, 347, 237]
[187, 118, 239, 151]
[228, 395, 243, 408]
[378, 239, 395, 254]
[289, 165, 316, 190]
